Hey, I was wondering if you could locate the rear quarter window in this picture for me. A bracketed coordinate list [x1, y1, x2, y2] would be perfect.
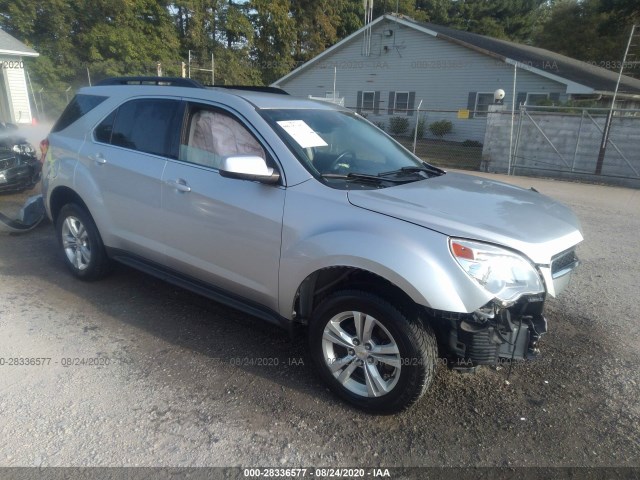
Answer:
[51, 94, 108, 133]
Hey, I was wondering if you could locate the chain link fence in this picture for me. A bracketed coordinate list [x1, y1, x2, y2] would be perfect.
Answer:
[29, 88, 76, 124]
[361, 108, 488, 171]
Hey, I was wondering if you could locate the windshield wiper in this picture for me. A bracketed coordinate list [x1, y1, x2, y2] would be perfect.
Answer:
[379, 162, 445, 178]
[321, 173, 409, 184]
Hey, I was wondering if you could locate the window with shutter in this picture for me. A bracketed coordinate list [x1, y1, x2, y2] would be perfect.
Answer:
[394, 92, 409, 113]
[362, 91, 375, 111]
[474, 93, 495, 118]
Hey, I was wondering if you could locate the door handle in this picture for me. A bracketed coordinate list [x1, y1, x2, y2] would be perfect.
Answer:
[91, 153, 107, 165]
[166, 179, 191, 193]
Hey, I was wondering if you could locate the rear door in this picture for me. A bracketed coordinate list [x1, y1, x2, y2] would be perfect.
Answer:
[79, 97, 182, 262]
[161, 102, 285, 311]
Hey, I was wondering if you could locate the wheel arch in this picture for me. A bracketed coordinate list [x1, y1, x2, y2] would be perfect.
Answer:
[292, 266, 422, 325]
[49, 186, 91, 224]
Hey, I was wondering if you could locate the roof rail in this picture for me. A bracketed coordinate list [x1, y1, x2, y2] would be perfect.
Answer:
[96, 77, 204, 88]
[206, 85, 289, 95]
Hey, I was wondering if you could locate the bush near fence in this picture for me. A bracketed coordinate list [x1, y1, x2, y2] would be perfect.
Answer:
[382, 109, 485, 171]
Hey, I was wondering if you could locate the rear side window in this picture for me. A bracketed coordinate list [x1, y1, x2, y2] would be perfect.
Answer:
[94, 111, 116, 144]
[106, 99, 181, 158]
[51, 94, 107, 133]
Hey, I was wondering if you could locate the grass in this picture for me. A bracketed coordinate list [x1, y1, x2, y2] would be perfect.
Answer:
[393, 137, 483, 171]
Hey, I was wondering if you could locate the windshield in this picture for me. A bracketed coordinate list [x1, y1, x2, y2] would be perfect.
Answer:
[260, 109, 442, 187]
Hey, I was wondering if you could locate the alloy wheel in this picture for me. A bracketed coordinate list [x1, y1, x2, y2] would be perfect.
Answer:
[61, 216, 91, 271]
[321, 310, 402, 398]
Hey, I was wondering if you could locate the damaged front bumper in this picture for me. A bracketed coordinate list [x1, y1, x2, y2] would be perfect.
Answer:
[0, 152, 42, 193]
[433, 245, 580, 367]
[432, 295, 549, 367]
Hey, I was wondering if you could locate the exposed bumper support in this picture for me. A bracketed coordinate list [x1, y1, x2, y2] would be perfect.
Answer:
[432, 296, 549, 366]
[0, 194, 46, 233]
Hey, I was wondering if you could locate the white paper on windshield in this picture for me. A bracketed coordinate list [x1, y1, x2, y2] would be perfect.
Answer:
[277, 120, 328, 148]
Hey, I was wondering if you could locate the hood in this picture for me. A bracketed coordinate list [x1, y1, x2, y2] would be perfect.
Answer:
[347, 172, 583, 264]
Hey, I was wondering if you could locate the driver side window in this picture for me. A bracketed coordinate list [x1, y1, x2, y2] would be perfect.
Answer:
[180, 106, 265, 169]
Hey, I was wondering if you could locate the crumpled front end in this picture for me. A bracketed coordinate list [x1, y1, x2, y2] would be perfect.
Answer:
[0, 149, 42, 193]
[431, 295, 549, 367]
[433, 241, 580, 366]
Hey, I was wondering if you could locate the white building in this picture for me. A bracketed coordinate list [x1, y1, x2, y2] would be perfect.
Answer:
[273, 14, 640, 142]
[0, 28, 38, 124]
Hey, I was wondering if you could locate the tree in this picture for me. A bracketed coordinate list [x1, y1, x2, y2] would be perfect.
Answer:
[250, 0, 297, 84]
[290, 0, 343, 63]
[535, 0, 626, 69]
[373, 0, 428, 20]
[79, 0, 181, 79]
[599, 0, 640, 28]
[441, 0, 548, 43]
[0, 0, 84, 116]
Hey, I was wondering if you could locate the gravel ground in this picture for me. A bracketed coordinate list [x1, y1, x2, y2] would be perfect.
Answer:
[0, 173, 638, 473]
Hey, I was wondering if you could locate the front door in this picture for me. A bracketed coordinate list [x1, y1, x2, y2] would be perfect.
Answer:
[161, 102, 285, 311]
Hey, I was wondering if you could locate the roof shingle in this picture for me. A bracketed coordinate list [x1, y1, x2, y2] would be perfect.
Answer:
[400, 16, 640, 95]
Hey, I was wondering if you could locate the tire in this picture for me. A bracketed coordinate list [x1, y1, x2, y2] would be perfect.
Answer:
[309, 290, 437, 413]
[55, 203, 112, 280]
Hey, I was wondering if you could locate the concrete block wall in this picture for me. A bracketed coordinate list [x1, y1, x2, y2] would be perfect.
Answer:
[482, 106, 640, 188]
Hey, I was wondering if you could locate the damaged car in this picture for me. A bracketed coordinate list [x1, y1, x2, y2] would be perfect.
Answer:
[0, 122, 41, 193]
[41, 77, 583, 413]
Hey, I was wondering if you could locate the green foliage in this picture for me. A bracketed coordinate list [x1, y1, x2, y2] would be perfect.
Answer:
[389, 116, 410, 135]
[533, 0, 639, 77]
[428, 120, 453, 138]
[374, 0, 428, 21]
[373, 121, 386, 131]
[0, 0, 636, 118]
[250, 0, 297, 84]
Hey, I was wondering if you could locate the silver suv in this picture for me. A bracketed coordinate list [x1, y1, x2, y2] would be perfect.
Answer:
[42, 77, 582, 413]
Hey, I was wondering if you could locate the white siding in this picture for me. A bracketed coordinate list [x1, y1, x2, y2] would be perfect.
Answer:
[276, 20, 566, 142]
[0, 55, 32, 124]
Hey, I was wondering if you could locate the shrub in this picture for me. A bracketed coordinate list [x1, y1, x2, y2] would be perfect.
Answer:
[428, 120, 453, 138]
[373, 121, 386, 131]
[462, 139, 483, 148]
[388, 116, 410, 135]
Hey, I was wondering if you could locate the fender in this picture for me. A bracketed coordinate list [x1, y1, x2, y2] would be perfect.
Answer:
[71, 154, 114, 244]
[278, 184, 493, 318]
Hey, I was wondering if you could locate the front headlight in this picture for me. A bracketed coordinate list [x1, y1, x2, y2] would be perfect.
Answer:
[12, 144, 36, 156]
[450, 238, 544, 305]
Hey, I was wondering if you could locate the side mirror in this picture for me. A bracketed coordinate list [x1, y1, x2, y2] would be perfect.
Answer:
[219, 155, 280, 184]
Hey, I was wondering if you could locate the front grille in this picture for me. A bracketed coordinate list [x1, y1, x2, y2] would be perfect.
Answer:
[551, 249, 578, 276]
[0, 157, 18, 170]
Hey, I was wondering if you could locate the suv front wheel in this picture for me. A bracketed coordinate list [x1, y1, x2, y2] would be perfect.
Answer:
[56, 203, 112, 280]
[309, 290, 437, 413]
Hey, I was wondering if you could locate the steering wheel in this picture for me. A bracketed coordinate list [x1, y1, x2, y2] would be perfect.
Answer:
[328, 150, 356, 173]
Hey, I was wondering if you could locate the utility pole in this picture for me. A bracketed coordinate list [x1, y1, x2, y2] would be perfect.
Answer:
[595, 24, 637, 175]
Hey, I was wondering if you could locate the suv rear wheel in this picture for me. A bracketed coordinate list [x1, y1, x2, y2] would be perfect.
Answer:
[309, 290, 437, 413]
[56, 204, 112, 280]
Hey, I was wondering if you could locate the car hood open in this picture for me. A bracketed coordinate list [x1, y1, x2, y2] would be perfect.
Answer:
[347, 172, 583, 264]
